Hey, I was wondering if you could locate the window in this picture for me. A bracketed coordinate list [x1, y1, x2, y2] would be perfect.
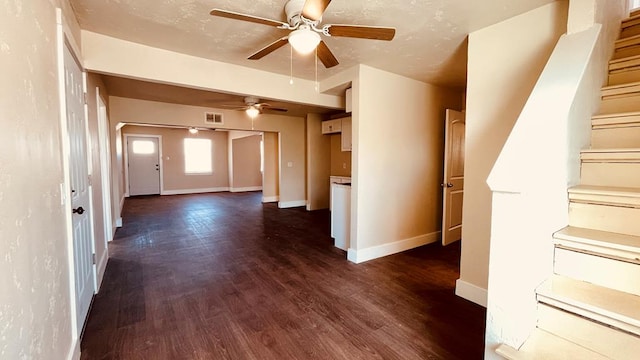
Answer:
[184, 138, 212, 174]
[131, 140, 155, 154]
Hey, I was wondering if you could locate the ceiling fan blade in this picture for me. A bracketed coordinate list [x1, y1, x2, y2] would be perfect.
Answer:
[248, 37, 289, 60]
[210, 9, 288, 28]
[317, 41, 339, 68]
[327, 24, 396, 41]
[257, 103, 288, 112]
[211, 104, 248, 110]
[302, 0, 332, 21]
[261, 105, 288, 113]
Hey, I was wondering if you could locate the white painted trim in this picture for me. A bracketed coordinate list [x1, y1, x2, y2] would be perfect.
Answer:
[57, 10, 81, 67]
[230, 186, 262, 192]
[455, 279, 488, 307]
[119, 195, 125, 212]
[262, 196, 279, 203]
[161, 187, 230, 195]
[123, 134, 163, 196]
[278, 200, 307, 208]
[95, 249, 108, 293]
[347, 231, 440, 264]
[66, 338, 80, 360]
[115, 217, 123, 228]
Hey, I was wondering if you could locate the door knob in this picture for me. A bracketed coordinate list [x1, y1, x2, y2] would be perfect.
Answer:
[73, 206, 85, 215]
[441, 182, 453, 188]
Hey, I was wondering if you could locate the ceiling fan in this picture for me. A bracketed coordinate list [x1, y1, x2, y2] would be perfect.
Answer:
[215, 96, 288, 118]
[210, 0, 396, 68]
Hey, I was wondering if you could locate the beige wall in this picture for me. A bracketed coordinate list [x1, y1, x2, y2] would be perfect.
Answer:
[109, 97, 306, 207]
[351, 65, 461, 260]
[122, 125, 230, 192]
[306, 114, 331, 210]
[460, 1, 568, 295]
[262, 132, 279, 202]
[231, 135, 262, 189]
[330, 134, 352, 177]
[227, 130, 262, 190]
[81, 31, 342, 110]
[0, 1, 85, 358]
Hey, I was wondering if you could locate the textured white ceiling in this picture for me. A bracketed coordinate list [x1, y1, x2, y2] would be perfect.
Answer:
[70, 0, 558, 88]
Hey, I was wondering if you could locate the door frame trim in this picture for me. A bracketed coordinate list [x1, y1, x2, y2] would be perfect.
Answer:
[123, 134, 164, 197]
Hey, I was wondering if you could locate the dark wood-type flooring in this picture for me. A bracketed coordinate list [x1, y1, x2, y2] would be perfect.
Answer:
[81, 192, 485, 360]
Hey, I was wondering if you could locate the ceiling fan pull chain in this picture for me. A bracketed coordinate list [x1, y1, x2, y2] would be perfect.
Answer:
[315, 46, 319, 92]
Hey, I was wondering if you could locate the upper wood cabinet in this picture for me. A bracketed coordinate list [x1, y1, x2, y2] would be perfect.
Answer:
[321, 119, 342, 134]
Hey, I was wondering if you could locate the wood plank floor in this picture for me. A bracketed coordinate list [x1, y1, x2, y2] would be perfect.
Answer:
[81, 192, 485, 359]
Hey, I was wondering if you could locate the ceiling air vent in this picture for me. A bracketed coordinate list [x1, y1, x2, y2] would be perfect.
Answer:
[204, 112, 223, 125]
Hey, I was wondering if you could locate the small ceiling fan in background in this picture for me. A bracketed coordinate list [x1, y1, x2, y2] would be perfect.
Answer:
[210, 0, 396, 68]
[214, 96, 288, 118]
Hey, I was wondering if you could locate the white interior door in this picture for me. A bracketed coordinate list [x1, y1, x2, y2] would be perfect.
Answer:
[127, 136, 161, 196]
[64, 44, 94, 331]
[442, 109, 465, 246]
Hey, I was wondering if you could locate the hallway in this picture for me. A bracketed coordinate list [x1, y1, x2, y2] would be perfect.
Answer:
[80, 192, 485, 359]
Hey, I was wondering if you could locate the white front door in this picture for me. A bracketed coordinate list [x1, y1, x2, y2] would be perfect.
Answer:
[64, 44, 94, 331]
[127, 136, 161, 196]
[442, 109, 465, 246]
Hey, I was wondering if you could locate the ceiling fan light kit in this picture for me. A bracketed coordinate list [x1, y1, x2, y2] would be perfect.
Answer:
[210, 0, 396, 69]
[288, 25, 321, 54]
[245, 106, 260, 118]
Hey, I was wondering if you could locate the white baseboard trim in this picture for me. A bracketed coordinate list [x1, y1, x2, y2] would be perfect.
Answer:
[455, 279, 488, 307]
[278, 200, 306, 208]
[230, 186, 262, 192]
[161, 187, 229, 195]
[115, 217, 123, 228]
[66, 337, 80, 360]
[262, 195, 279, 203]
[95, 250, 109, 292]
[347, 231, 440, 264]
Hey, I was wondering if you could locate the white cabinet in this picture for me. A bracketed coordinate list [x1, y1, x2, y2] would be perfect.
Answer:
[341, 117, 352, 151]
[322, 117, 352, 151]
[321, 119, 342, 134]
[329, 176, 351, 213]
[331, 184, 351, 251]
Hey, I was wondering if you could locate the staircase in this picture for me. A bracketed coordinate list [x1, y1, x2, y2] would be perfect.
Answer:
[496, 10, 640, 360]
